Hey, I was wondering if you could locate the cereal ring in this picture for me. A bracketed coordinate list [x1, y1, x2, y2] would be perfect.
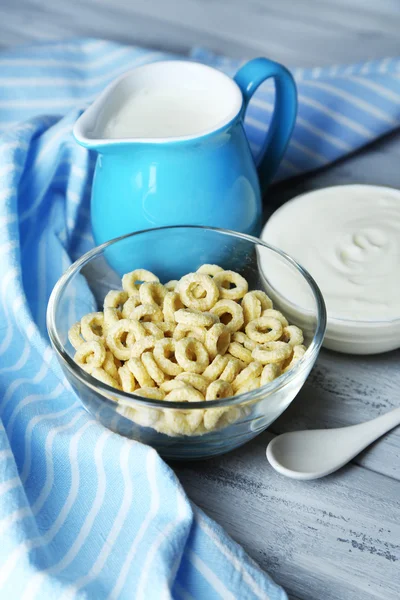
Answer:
[283, 345, 307, 373]
[141, 351, 166, 386]
[164, 280, 178, 291]
[261, 309, 289, 328]
[223, 407, 243, 425]
[196, 264, 224, 277]
[106, 319, 143, 361]
[252, 341, 292, 364]
[74, 340, 106, 374]
[68, 322, 84, 350]
[174, 309, 218, 328]
[164, 409, 203, 436]
[232, 361, 262, 392]
[227, 341, 253, 364]
[129, 335, 159, 358]
[160, 379, 187, 393]
[192, 284, 207, 299]
[118, 401, 161, 428]
[232, 332, 257, 351]
[126, 322, 162, 349]
[135, 322, 164, 339]
[139, 282, 167, 307]
[282, 325, 304, 347]
[172, 325, 188, 342]
[144, 322, 163, 337]
[153, 338, 183, 376]
[203, 407, 229, 430]
[104, 290, 128, 310]
[91, 367, 121, 389]
[204, 379, 233, 430]
[176, 373, 209, 396]
[157, 321, 176, 337]
[164, 388, 205, 432]
[210, 300, 244, 332]
[173, 324, 207, 344]
[184, 328, 207, 344]
[121, 295, 141, 318]
[249, 290, 273, 311]
[118, 364, 136, 392]
[164, 386, 205, 433]
[205, 323, 231, 360]
[121, 403, 161, 427]
[103, 308, 122, 335]
[131, 303, 163, 323]
[175, 337, 210, 374]
[242, 292, 261, 325]
[127, 357, 155, 388]
[122, 269, 159, 295]
[103, 350, 119, 380]
[166, 385, 205, 402]
[163, 291, 184, 322]
[219, 357, 243, 383]
[202, 354, 229, 381]
[235, 376, 261, 395]
[213, 270, 248, 301]
[125, 321, 150, 347]
[261, 363, 282, 386]
[245, 316, 282, 343]
[178, 273, 219, 311]
[135, 387, 165, 400]
[80, 312, 104, 341]
[206, 380, 233, 400]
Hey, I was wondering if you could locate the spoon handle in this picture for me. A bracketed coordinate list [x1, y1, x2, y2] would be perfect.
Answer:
[347, 405, 400, 447]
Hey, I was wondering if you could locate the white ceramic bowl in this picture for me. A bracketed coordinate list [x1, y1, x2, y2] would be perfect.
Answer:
[261, 185, 400, 355]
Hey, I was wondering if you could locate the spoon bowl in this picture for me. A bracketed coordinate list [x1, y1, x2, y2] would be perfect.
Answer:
[267, 406, 400, 480]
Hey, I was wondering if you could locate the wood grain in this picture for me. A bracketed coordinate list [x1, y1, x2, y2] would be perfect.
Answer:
[1, 0, 400, 66]
[175, 431, 400, 600]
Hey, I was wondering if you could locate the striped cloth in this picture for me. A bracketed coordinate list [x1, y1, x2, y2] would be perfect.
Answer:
[0, 38, 400, 599]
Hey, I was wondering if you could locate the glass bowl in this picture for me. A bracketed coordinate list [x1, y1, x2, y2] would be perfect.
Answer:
[47, 226, 326, 460]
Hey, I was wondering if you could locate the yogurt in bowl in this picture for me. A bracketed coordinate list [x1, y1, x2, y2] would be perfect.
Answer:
[261, 184, 400, 354]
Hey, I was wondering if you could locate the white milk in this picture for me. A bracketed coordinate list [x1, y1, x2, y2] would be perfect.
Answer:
[103, 88, 217, 139]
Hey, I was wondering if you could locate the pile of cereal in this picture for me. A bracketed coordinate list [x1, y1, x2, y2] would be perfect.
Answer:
[68, 265, 306, 436]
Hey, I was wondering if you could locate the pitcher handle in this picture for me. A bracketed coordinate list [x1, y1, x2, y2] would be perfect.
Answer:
[234, 57, 297, 193]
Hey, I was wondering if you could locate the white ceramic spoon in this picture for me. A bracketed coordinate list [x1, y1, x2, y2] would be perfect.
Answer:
[266, 406, 400, 480]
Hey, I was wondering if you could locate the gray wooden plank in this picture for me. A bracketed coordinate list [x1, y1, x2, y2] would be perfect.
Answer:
[249, 0, 400, 35]
[174, 432, 400, 600]
[1, 0, 400, 66]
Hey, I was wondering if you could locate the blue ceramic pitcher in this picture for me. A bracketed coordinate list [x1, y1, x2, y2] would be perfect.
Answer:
[73, 58, 297, 247]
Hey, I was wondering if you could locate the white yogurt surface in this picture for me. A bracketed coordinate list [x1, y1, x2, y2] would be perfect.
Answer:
[261, 185, 400, 354]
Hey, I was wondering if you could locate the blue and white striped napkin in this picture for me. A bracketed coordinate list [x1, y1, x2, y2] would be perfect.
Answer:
[1, 38, 400, 599]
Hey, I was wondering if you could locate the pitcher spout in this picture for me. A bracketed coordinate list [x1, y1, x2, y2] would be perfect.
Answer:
[73, 72, 129, 150]
[73, 60, 244, 151]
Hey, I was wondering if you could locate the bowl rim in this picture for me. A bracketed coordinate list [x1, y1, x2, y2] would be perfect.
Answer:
[47, 225, 327, 409]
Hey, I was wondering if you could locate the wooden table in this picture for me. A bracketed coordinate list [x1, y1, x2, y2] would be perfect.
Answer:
[2, 1, 399, 597]
[176, 135, 400, 599]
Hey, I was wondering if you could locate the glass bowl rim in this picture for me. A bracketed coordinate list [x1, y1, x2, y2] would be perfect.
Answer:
[47, 225, 327, 409]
